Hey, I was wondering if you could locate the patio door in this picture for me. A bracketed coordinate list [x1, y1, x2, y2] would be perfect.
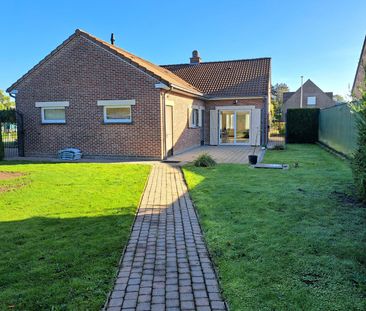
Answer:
[219, 110, 250, 145]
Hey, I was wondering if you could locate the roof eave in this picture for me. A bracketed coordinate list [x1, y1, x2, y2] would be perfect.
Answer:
[206, 96, 265, 101]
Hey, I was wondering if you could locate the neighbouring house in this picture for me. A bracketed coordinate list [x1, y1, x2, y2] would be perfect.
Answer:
[282, 79, 335, 118]
[352, 35, 366, 99]
[7, 29, 271, 160]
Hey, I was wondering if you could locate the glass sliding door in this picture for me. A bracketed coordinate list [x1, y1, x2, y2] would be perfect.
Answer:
[219, 110, 250, 144]
[235, 111, 250, 144]
[220, 111, 235, 144]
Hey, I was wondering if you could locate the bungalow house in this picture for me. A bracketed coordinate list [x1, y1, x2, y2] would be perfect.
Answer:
[352, 35, 366, 99]
[7, 29, 271, 160]
[282, 79, 335, 118]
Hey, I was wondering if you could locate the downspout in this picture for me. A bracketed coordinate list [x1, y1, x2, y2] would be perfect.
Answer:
[161, 90, 167, 159]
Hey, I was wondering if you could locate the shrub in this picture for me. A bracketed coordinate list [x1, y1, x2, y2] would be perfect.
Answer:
[350, 75, 366, 202]
[286, 108, 319, 143]
[0, 108, 16, 123]
[194, 153, 216, 167]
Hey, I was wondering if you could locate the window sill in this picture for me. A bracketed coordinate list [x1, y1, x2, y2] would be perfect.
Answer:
[41, 122, 66, 125]
[103, 121, 133, 125]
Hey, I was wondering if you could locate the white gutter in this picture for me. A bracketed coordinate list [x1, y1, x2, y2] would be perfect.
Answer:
[170, 83, 203, 97]
[155, 82, 204, 99]
[155, 83, 170, 90]
[9, 89, 18, 99]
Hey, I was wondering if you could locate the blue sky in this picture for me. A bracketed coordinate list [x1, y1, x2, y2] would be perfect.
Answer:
[1, 0, 365, 97]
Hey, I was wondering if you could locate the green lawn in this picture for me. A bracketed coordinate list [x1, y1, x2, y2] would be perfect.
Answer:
[0, 162, 150, 310]
[183, 144, 366, 311]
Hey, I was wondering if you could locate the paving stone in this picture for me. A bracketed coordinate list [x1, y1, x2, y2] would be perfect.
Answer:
[110, 290, 124, 299]
[181, 300, 195, 309]
[151, 304, 165, 311]
[181, 293, 194, 301]
[122, 299, 137, 309]
[166, 291, 179, 299]
[108, 298, 123, 307]
[166, 299, 180, 307]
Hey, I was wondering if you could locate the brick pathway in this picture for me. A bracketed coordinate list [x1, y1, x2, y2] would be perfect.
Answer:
[104, 163, 227, 311]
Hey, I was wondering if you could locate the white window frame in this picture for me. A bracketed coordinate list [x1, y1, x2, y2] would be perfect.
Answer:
[97, 100, 135, 124]
[307, 96, 316, 106]
[41, 107, 66, 124]
[192, 108, 199, 127]
[103, 105, 132, 124]
[35, 101, 69, 124]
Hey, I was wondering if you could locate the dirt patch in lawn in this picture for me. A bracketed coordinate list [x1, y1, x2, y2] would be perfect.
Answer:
[0, 172, 24, 180]
[0, 172, 27, 193]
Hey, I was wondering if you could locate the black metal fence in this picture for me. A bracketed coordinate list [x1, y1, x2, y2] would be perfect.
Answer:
[0, 110, 24, 158]
[268, 119, 286, 148]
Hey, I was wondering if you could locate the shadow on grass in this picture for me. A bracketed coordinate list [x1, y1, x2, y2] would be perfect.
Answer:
[0, 214, 135, 311]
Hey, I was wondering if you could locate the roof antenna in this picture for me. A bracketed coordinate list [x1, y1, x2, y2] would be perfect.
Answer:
[110, 33, 115, 45]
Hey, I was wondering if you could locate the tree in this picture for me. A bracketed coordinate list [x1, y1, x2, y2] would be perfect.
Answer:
[272, 83, 290, 103]
[271, 83, 289, 123]
[0, 90, 15, 110]
[333, 94, 345, 103]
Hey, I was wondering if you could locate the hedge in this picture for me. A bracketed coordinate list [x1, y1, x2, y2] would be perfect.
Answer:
[0, 109, 16, 123]
[350, 76, 366, 202]
[286, 108, 320, 143]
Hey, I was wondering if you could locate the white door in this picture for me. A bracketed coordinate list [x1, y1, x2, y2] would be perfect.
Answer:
[251, 108, 261, 146]
[219, 110, 251, 145]
[165, 105, 173, 156]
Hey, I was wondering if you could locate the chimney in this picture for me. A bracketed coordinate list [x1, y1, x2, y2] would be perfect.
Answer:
[190, 50, 201, 64]
[110, 33, 115, 45]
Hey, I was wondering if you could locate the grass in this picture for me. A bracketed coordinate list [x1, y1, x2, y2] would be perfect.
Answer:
[183, 144, 366, 311]
[0, 161, 150, 310]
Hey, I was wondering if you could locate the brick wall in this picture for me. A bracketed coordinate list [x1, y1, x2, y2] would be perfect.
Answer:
[164, 92, 205, 154]
[14, 35, 164, 159]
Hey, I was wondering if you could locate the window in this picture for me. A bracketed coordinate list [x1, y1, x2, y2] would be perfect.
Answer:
[97, 100, 135, 124]
[189, 107, 203, 128]
[42, 107, 66, 123]
[307, 96, 316, 106]
[104, 106, 132, 123]
[192, 108, 199, 127]
[35, 101, 69, 124]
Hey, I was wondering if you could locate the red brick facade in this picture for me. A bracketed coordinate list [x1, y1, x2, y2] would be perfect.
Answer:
[14, 36, 164, 159]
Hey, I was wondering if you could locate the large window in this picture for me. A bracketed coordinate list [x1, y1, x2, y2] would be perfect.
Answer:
[42, 107, 66, 124]
[307, 96, 316, 106]
[97, 100, 135, 124]
[104, 106, 131, 123]
[35, 101, 69, 124]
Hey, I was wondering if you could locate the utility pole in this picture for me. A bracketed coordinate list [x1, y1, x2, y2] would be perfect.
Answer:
[300, 76, 304, 108]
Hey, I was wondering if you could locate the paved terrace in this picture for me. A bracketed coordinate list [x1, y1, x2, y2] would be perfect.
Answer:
[104, 163, 227, 311]
[167, 145, 260, 164]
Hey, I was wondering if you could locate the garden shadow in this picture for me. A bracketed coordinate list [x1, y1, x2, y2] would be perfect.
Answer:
[0, 214, 135, 310]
